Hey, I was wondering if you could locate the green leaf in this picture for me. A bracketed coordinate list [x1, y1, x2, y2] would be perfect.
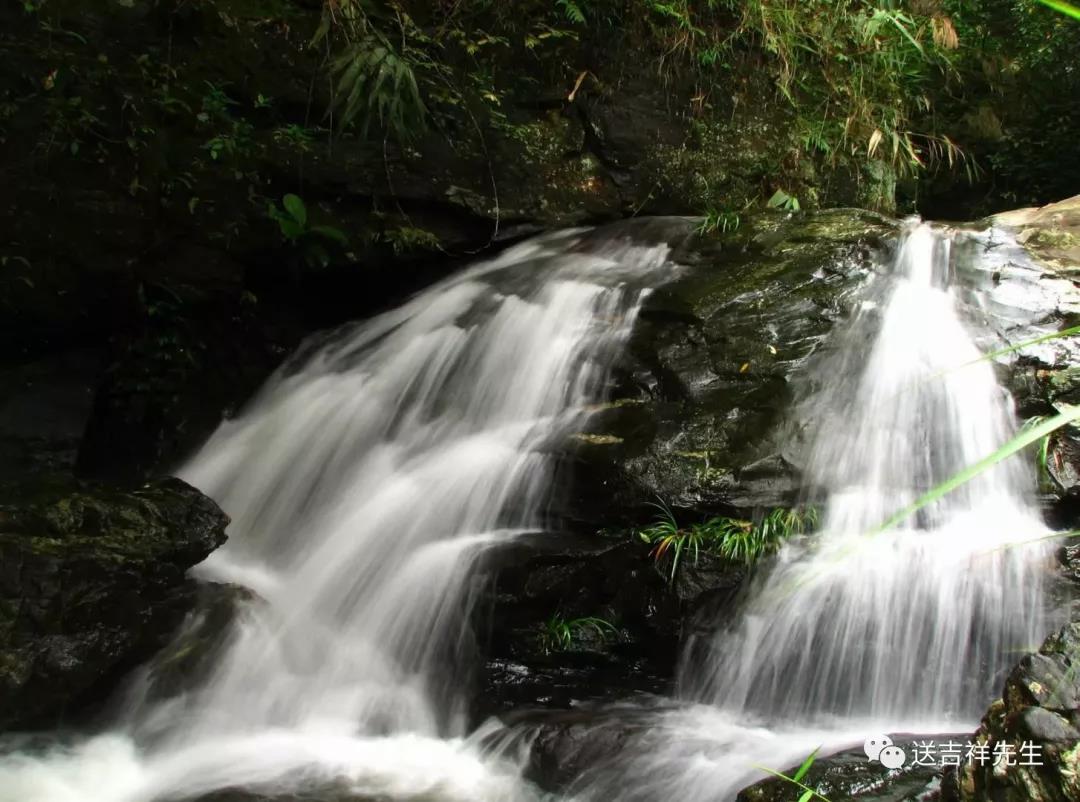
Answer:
[768, 189, 790, 208]
[282, 194, 307, 227]
[309, 225, 349, 246]
[793, 748, 820, 783]
[798, 791, 814, 802]
[278, 218, 304, 242]
[876, 406, 1080, 533]
[1037, 0, 1080, 21]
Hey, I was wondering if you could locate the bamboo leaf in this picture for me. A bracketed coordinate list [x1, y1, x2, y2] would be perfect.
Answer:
[793, 747, 820, 782]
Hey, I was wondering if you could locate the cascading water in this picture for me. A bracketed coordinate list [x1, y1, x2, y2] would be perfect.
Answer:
[569, 222, 1060, 802]
[0, 220, 1062, 802]
[686, 223, 1052, 719]
[0, 228, 676, 802]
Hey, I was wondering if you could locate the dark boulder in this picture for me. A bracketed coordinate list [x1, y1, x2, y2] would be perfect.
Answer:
[0, 476, 228, 729]
[562, 209, 896, 524]
[946, 623, 1080, 802]
[496, 704, 668, 792]
[475, 532, 744, 717]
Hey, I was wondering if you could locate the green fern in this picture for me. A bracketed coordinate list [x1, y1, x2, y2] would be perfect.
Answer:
[556, 0, 587, 24]
[330, 34, 426, 140]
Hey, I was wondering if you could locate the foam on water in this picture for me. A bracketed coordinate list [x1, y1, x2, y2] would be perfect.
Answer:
[0, 228, 675, 802]
[571, 222, 1058, 802]
[0, 222, 1061, 802]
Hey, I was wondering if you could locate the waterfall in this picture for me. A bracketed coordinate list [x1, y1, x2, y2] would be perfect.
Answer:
[0, 220, 1061, 802]
[683, 223, 1052, 720]
[0, 228, 676, 802]
[569, 222, 1058, 802]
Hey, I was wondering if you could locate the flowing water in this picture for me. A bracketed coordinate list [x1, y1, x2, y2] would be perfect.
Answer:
[0, 220, 1062, 802]
[569, 222, 1059, 802]
[0, 227, 675, 802]
[687, 223, 1051, 718]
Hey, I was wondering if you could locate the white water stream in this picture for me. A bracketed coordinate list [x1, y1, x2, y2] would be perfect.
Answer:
[0, 229, 673, 802]
[570, 222, 1058, 802]
[0, 221, 1061, 802]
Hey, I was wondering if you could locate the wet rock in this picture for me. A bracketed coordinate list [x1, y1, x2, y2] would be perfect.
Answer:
[499, 705, 665, 792]
[738, 735, 958, 802]
[986, 197, 1080, 522]
[994, 196, 1080, 275]
[0, 477, 229, 729]
[121, 582, 253, 714]
[566, 210, 895, 522]
[476, 532, 743, 715]
[947, 622, 1080, 802]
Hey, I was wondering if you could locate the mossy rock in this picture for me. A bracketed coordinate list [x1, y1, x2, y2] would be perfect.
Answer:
[564, 210, 895, 524]
[0, 476, 228, 728]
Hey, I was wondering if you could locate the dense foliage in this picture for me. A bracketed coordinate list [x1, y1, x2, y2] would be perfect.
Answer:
[315, 0, 1079, 213]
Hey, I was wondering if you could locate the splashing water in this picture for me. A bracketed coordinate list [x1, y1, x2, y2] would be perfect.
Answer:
[0, 228, 676, 802]
[0, 221, 1062, 802]
[570, 222, 1059, 802]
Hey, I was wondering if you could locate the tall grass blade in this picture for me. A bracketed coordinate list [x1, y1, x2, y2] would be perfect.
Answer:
[1037, 0, 1080, 22]
[876, 406, 1080, 533]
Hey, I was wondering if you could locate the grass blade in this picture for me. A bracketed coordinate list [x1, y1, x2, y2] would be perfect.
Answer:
[876, 406, 1080, 533]
[793, 747, 820, 783]
[1037, 0, 1080, 21]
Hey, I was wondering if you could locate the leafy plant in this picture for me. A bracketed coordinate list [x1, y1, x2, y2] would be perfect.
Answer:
[203, 120, 254, 162]
[638, 502, 817, 579]
[329, 34, 426, 138]
[314, 2, 433, 142]
[382, 224, 441, 255]
[638, 500, 704, 580]
[267, 194, 349, 268]
[199, 81, 238, 121]
[556, 0, 587, 24]
[1021, 416, 1056, 491]
[538, 613, 617, 653]
[273, 124, 317, 152]
[698, 208, 740, 235]
[767, 189, 801, 213]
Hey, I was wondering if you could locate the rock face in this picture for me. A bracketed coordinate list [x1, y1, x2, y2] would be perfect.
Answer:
[946, 623, 1080, 802]
[561, 210, 895, 523]
[0, 476, 228, 729]
[476, 532, 744, 717]
[988, 196, 1080, 521]
[502, 705, 667, 792]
